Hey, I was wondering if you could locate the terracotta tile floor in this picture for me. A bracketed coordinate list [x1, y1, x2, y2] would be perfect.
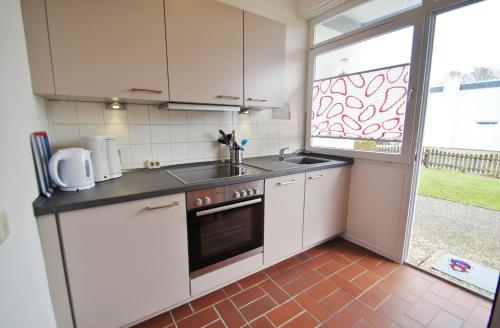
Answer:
[133, 238, 493, 328]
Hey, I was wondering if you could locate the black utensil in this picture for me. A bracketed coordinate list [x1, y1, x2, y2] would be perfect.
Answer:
[219, 130, 230, 145]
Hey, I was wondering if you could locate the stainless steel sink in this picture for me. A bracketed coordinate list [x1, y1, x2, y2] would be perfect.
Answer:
[284, 156, 329, 165]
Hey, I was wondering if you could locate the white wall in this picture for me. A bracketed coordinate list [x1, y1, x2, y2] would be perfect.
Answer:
[0, 0, 56, 327]
[423, 82, 500, 151]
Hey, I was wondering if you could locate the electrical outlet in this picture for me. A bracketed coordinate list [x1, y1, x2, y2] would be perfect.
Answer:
[0, 210, 9, 244]
[146, 159, 161, 169]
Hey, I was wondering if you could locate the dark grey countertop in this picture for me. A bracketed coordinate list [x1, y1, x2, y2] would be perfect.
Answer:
[33, 153, 353, 216]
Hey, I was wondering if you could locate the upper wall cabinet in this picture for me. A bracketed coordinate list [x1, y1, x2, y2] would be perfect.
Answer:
[244, 12, 286, 109]
[165, 0, 244, 106]
[33, 0, 169, 101]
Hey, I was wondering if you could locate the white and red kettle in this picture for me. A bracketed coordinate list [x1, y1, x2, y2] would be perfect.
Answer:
[48, 148, 95, 191]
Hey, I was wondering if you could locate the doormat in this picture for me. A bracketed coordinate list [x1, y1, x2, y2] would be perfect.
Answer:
[432, 253, 499, 293]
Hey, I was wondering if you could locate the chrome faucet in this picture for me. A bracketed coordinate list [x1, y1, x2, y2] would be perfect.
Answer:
[278, 148, 289, 161]
[278, 147, 306, 161]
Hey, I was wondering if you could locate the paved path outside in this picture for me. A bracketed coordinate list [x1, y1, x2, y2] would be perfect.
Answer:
[408, 195, 500, 297]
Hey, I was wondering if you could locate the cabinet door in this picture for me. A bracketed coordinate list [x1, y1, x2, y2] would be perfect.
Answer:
[46, 0, 169, 101]
[59, 194, 189, 328]
[165, 0, 243, 105]
[244, 12, 286, 108]
[264, 173, 305, 265]
[303, 167, 348, 248]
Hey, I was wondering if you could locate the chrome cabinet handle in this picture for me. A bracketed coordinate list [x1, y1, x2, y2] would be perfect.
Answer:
[308, 174, 326, 180]
[216, 95, 240, 100]
[246, 98, 267, 102]
[131, 88, 163, 94]
[277, 179, 296, 186]
[145, 201, 180, 211]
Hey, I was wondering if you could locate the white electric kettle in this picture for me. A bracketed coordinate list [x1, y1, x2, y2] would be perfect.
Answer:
[48, 148, 95, 191]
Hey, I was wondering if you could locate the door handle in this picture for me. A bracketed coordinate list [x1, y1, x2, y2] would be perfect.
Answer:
[246, 98, 267, 102]
[277, 179, 297, 186]
[308, 174, 326, 180]
[131, 88, 163, 94]
[145, 201, 180, 211]
[216, 95, 240, 100]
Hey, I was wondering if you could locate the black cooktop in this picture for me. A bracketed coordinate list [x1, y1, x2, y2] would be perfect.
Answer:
[165, 163, 260, 184]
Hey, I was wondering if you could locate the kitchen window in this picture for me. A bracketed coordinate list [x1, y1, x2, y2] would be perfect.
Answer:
[306, 9, 423, 162]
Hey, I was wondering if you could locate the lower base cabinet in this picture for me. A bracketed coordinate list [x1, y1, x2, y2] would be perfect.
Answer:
[303, 167, 349, 248]
[58, 193, 189, 328]
[264, 173, 305, 265]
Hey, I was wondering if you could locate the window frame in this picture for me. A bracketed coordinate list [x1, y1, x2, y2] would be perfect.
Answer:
[305, 8, 426, 164]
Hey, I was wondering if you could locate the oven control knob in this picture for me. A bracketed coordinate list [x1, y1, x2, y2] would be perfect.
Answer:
[234, 191, 241, 199]
[203, 197, 211, 205]
[247, 189, 254, 196]
[253, 187, 260, 194]
[195, 198, 203, 206]
[240, 190, 247, 197]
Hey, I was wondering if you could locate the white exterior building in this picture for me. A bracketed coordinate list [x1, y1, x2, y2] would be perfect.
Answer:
[423, 78, 500, 152]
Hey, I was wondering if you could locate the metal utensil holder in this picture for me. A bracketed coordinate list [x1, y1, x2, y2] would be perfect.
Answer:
[230, 149, 243, 165]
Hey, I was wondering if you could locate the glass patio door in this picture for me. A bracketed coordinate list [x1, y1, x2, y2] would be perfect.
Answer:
[406, 0, 500, 298]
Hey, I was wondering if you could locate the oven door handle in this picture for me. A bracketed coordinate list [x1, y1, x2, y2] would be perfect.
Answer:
[196, 198, 262, 217]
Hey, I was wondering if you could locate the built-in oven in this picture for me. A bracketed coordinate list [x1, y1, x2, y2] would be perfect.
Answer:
[186, 180, 264, 278]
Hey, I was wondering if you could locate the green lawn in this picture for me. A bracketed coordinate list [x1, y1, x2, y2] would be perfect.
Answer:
[418, 168, 500, 211]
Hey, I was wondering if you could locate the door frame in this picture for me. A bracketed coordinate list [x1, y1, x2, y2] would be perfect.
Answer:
[402, 0, 487, 262]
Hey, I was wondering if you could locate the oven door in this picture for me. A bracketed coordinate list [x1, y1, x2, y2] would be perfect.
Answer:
[188, 197, 264, 277]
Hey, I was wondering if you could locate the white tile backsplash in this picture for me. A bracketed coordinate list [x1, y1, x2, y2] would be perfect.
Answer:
[127, 104, 149, 124]
[51, 124, 80, 147]
[76, 102, 104, 124]
[170, 125, 189, 143]
[187, 125, 205, 142]
[79, 124, 105, 137]
[46, 100, 305, 168]
[150, 125, 171, 143]
[129, 125, 151, 144]
[103, 108, 128, 124]
[130, 144, 152, 165]
[168, 110, 187, 125]
[104, 124, 129, 145]
[148, 105, 170, 124]
[152, 143, 171, 163]
[171, 143, 189, 162]
[187, 111, 204, 125]
[49, 101, 78, 124]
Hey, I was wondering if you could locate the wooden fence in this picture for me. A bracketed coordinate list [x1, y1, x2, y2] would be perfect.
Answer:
[422, 148, 500, 178]
[376, 145, 401, 153]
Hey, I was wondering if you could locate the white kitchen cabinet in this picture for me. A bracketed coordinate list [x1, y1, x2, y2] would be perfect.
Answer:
[264, 173, 305, 265]
[303, 167, 349, 248]
[58, 193, 189, 328]
[45, 0, 169, 101]
[165, 0, 243, 106]
[244, 12, 286, 109]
